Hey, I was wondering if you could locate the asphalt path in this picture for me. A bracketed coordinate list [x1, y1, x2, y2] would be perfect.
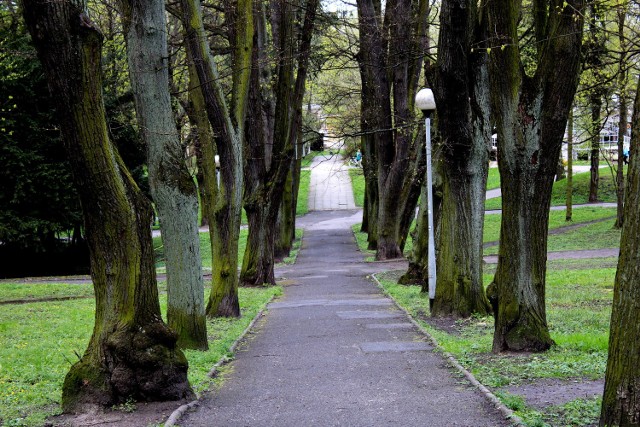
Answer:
[179, 210, 511, 426]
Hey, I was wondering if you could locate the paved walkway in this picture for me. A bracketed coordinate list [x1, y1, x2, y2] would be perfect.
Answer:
[179, 210, 510, 426]
[307, 152, 356, 211]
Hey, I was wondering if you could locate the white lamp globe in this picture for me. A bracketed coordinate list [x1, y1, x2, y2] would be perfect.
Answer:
[415, 88, 436, 113]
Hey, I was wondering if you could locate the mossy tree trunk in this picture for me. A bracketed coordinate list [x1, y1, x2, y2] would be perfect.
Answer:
[180, 0, 252, 317]
[566, 108, 574, 221]
[614, 5, 628, 230]
[589, 93, 602, 202]
[120, 0, 207, 350]
[600, 73, 640, 427]
[240, 0, 319, 286]
[430, 0, 491, 317]
[586, 3, 606, 204]
[356, 0, 428, 260]
[22, 2, 193, 411]
[486, 0, 585, 352]
[274, 166, 296, 260]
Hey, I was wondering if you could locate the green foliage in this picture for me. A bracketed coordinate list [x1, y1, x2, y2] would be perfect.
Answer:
[0, 20, 82, 252]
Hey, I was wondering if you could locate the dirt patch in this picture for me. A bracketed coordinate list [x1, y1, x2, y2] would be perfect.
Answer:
[500, 378, 604, 410]
[45, 400, 188, 427]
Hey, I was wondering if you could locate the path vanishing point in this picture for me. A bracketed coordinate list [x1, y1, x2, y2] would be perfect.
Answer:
[176, 153, 512, 426]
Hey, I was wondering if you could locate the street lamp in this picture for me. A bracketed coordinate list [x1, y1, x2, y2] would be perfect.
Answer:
[415, 88, 437, 304]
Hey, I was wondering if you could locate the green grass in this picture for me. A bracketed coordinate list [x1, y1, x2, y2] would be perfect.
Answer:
[351, 207, 618, 260]
[349, 168, 365, 207]
[485, 168, 625, 210]
[486, 167, 500, 190]
[300, 151, 326, 168]
[153, 229, 249, 273]
[0, 284, 281, 426]
[483, 207, 618, 245]
[296, 170, 311, 216]
[0, 283, 94, 303]
[377, 264, 614, 426]
[154, 226, 304, 273]
[484, 213, 621, 255]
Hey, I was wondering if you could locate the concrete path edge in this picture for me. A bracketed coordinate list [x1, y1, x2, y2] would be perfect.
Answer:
[370, 273, 526, 427]
[164, 295, 278, 427]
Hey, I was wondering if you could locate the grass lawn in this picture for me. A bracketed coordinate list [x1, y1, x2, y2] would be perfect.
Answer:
[483, 207, 620, 254]
[296, 169, 311, 216]
[485, 167, 625, 210]
[153, 226, 304, 274]
[300, 150, 327, 169]
[377, 261, 614, 426]
[349, 168, 365, 207]
[0, 283, 281, 426]
[486, 167, 500, 190]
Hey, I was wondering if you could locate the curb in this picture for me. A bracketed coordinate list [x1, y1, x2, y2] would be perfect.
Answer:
[164, 296, 276, 427]
[370, 273, 526, 427]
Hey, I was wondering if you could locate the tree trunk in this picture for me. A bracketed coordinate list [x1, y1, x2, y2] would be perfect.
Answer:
[240, 0, 318, 284]
[180, 0, 253, 317]
[120, 0, 207, 350]
[274, 167, 296, 260]
[399, 185, 428, 286]
[600, 73, 640, 427]
[566, 108, 574, 221]
[614, 6, 628, 229]
[430, 0, 491, 317]
[589, 94, 602, 202]
[487, 0, 585, 352]
[356, 0, 427, 261]
[22, 2, 193, 411]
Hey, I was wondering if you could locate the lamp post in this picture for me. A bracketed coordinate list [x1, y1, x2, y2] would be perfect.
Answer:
[415, 88, 437, 303]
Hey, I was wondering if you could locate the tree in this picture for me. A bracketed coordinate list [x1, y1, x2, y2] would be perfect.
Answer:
[486, 0, 586, 352]
[429, 0, 492, 317]
[584, 3, 608, 203]
[240, 0, 319, 286]
[600, 72, 640, 427]
[566, 108, 574, 221]
[22, 1, 193, 410]
[180, 0, 252, 317]
[614, 1, 630, 229]
[356, 0, 429, 260]
[119, 0, 207, 349]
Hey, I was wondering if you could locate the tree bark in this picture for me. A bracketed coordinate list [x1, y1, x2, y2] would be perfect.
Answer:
[600, 73, 640, 427]
[22, 2, 193, 411]
[120, 0, 207, 350]
[430, 0, 492, 317]
[240, 0, 318, 286]
[486, 0, 585, 352]
[180, 0, 252, 317]
[614, 5, 628, 229]
[589, 93, 602, 202]
[356, 0, 427, 260]
[566, 108, 574, 221]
